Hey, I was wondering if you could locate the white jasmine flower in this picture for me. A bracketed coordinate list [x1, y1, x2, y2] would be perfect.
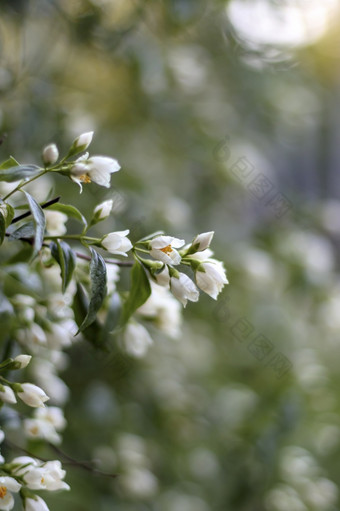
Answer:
[35, 406, 66, 431]
[154, 266, 170, 287]
[42, 144, 59, 166]
[32, 360, 69, 405]
[138, 282, 182, 338]
[17, 383, 49, 408]
[45, 211, 68, 236]
[46, 322, 73, 350]
[124, 322, 153, 358]
[24, 419, 61, 445]
[0, 429, 4, 464]
[11, 456, 38, 473]
[25, 496, 50, 511]
[16, 323, 47, 348]
[101, 230, 132, 256]
[0, 386, 16, 405]
[70, 154, 121, 190]
[0, 476, 21, 511]
[149, 236, 185, 265]
[191, 231, 214, 252]
[13, 355, 32, 369]
[196, 261, 228, 300]
[73, 131, 93, 150]
[170, 272, 199, 307]
[23, 460, 69, 491]
[93, 199, 113, 220]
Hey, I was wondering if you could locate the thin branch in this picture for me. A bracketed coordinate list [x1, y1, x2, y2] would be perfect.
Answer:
[74, 251, 134, 267]
[4, 439, 117, 479]
[11, 196, 61, 224]
[48, 444, 117, 479]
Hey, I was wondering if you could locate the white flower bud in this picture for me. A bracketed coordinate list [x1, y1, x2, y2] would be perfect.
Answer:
[45, 210, 68, 236]
[25, 496, 50, 511]
[196, 261, 228, 300]
[170, 272, 199, 307]
[14, 354, 32, 369]
[124, 323, 153, 358]
[0, 385, 17, 404]
[101, 230, 132, 256]
[191, 231, 214, 252]
[17, 383, 49, 408]
[93, 199, 113, 220]
[74, 131, 93, 150]
[42, 144, 59, 165]
[149, 236, 185, 266]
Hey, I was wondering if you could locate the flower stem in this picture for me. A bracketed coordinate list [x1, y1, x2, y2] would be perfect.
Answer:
[3, 170, 48, 200]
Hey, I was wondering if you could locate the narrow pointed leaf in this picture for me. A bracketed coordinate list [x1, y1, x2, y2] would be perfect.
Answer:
[77, 248, 107, 333]
[50, 240, 77, 293]
[8, 221, 36, 241]
[23, 191, 46, 258]
[0, 156, 19, 169]
[0, 164, 41, 182]
[121, 261, 151, 325]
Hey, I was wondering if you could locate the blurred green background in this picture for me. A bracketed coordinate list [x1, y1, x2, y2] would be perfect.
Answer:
[1, 0, 340, 510]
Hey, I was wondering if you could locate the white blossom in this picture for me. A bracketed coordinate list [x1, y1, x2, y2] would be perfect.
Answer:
[0, 476, 21, 511]
[101, 230, 132, 256]
[70, 154, 121, 190]
[23, 460, 69, 491]
[13, 355, 32, 369]
[17, 383, 49, 408]
[24, 405, 66, 444]
[44, 211, 68, 236]
[93, 199, 113, 220]
[137, 282, 182, 338]
[24, 418, 61, 445]
[195, 261, 228, 300]
[42, 144, 59, 165]
[191, 231, 214, 252]
[0, 429, 4, 464]
[124, 323, 153, 358]
[73, 131, 93, 150]
[153, 266, 170, 287]
[149, 236, 185, 265]
[0, 386, 16, 405]
[25, 496, 50, 511]
[170, 272, 199, 307]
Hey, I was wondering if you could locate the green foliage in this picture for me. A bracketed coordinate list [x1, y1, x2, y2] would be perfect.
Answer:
[50, 240, 76, 293]
[121, 261, 151, 326]
[23, 191, 46, 259]
[76, 248, 107, 333]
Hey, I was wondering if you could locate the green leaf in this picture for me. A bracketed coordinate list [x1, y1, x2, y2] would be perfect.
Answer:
[77, 248, 107, 333]
[50, 240, 76, 293]
[0, 202, 15, 244]
[23, 191, 46, 258]
[98, 292, 121, 344]
[0, 165, 41, 182]
[121, 261, 151, 325]
[48, 203, 87, 229]
[0, 156, 19, 169]
[73, 283, 102, 346]
[0, 212, 5, 246]
[8, 221, 36, 241]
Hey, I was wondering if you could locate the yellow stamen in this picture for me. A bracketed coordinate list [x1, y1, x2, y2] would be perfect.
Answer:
[79, 174, 91, 183]
[41, 477, 45, 484]
[0, 486, 7, 499]
[30, 426, 39, 435]
[160, 244, 173, 255]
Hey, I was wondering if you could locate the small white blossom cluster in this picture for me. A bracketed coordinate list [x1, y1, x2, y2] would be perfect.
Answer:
[147, 231, 228, 305]
[121, 231, 227, 357]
